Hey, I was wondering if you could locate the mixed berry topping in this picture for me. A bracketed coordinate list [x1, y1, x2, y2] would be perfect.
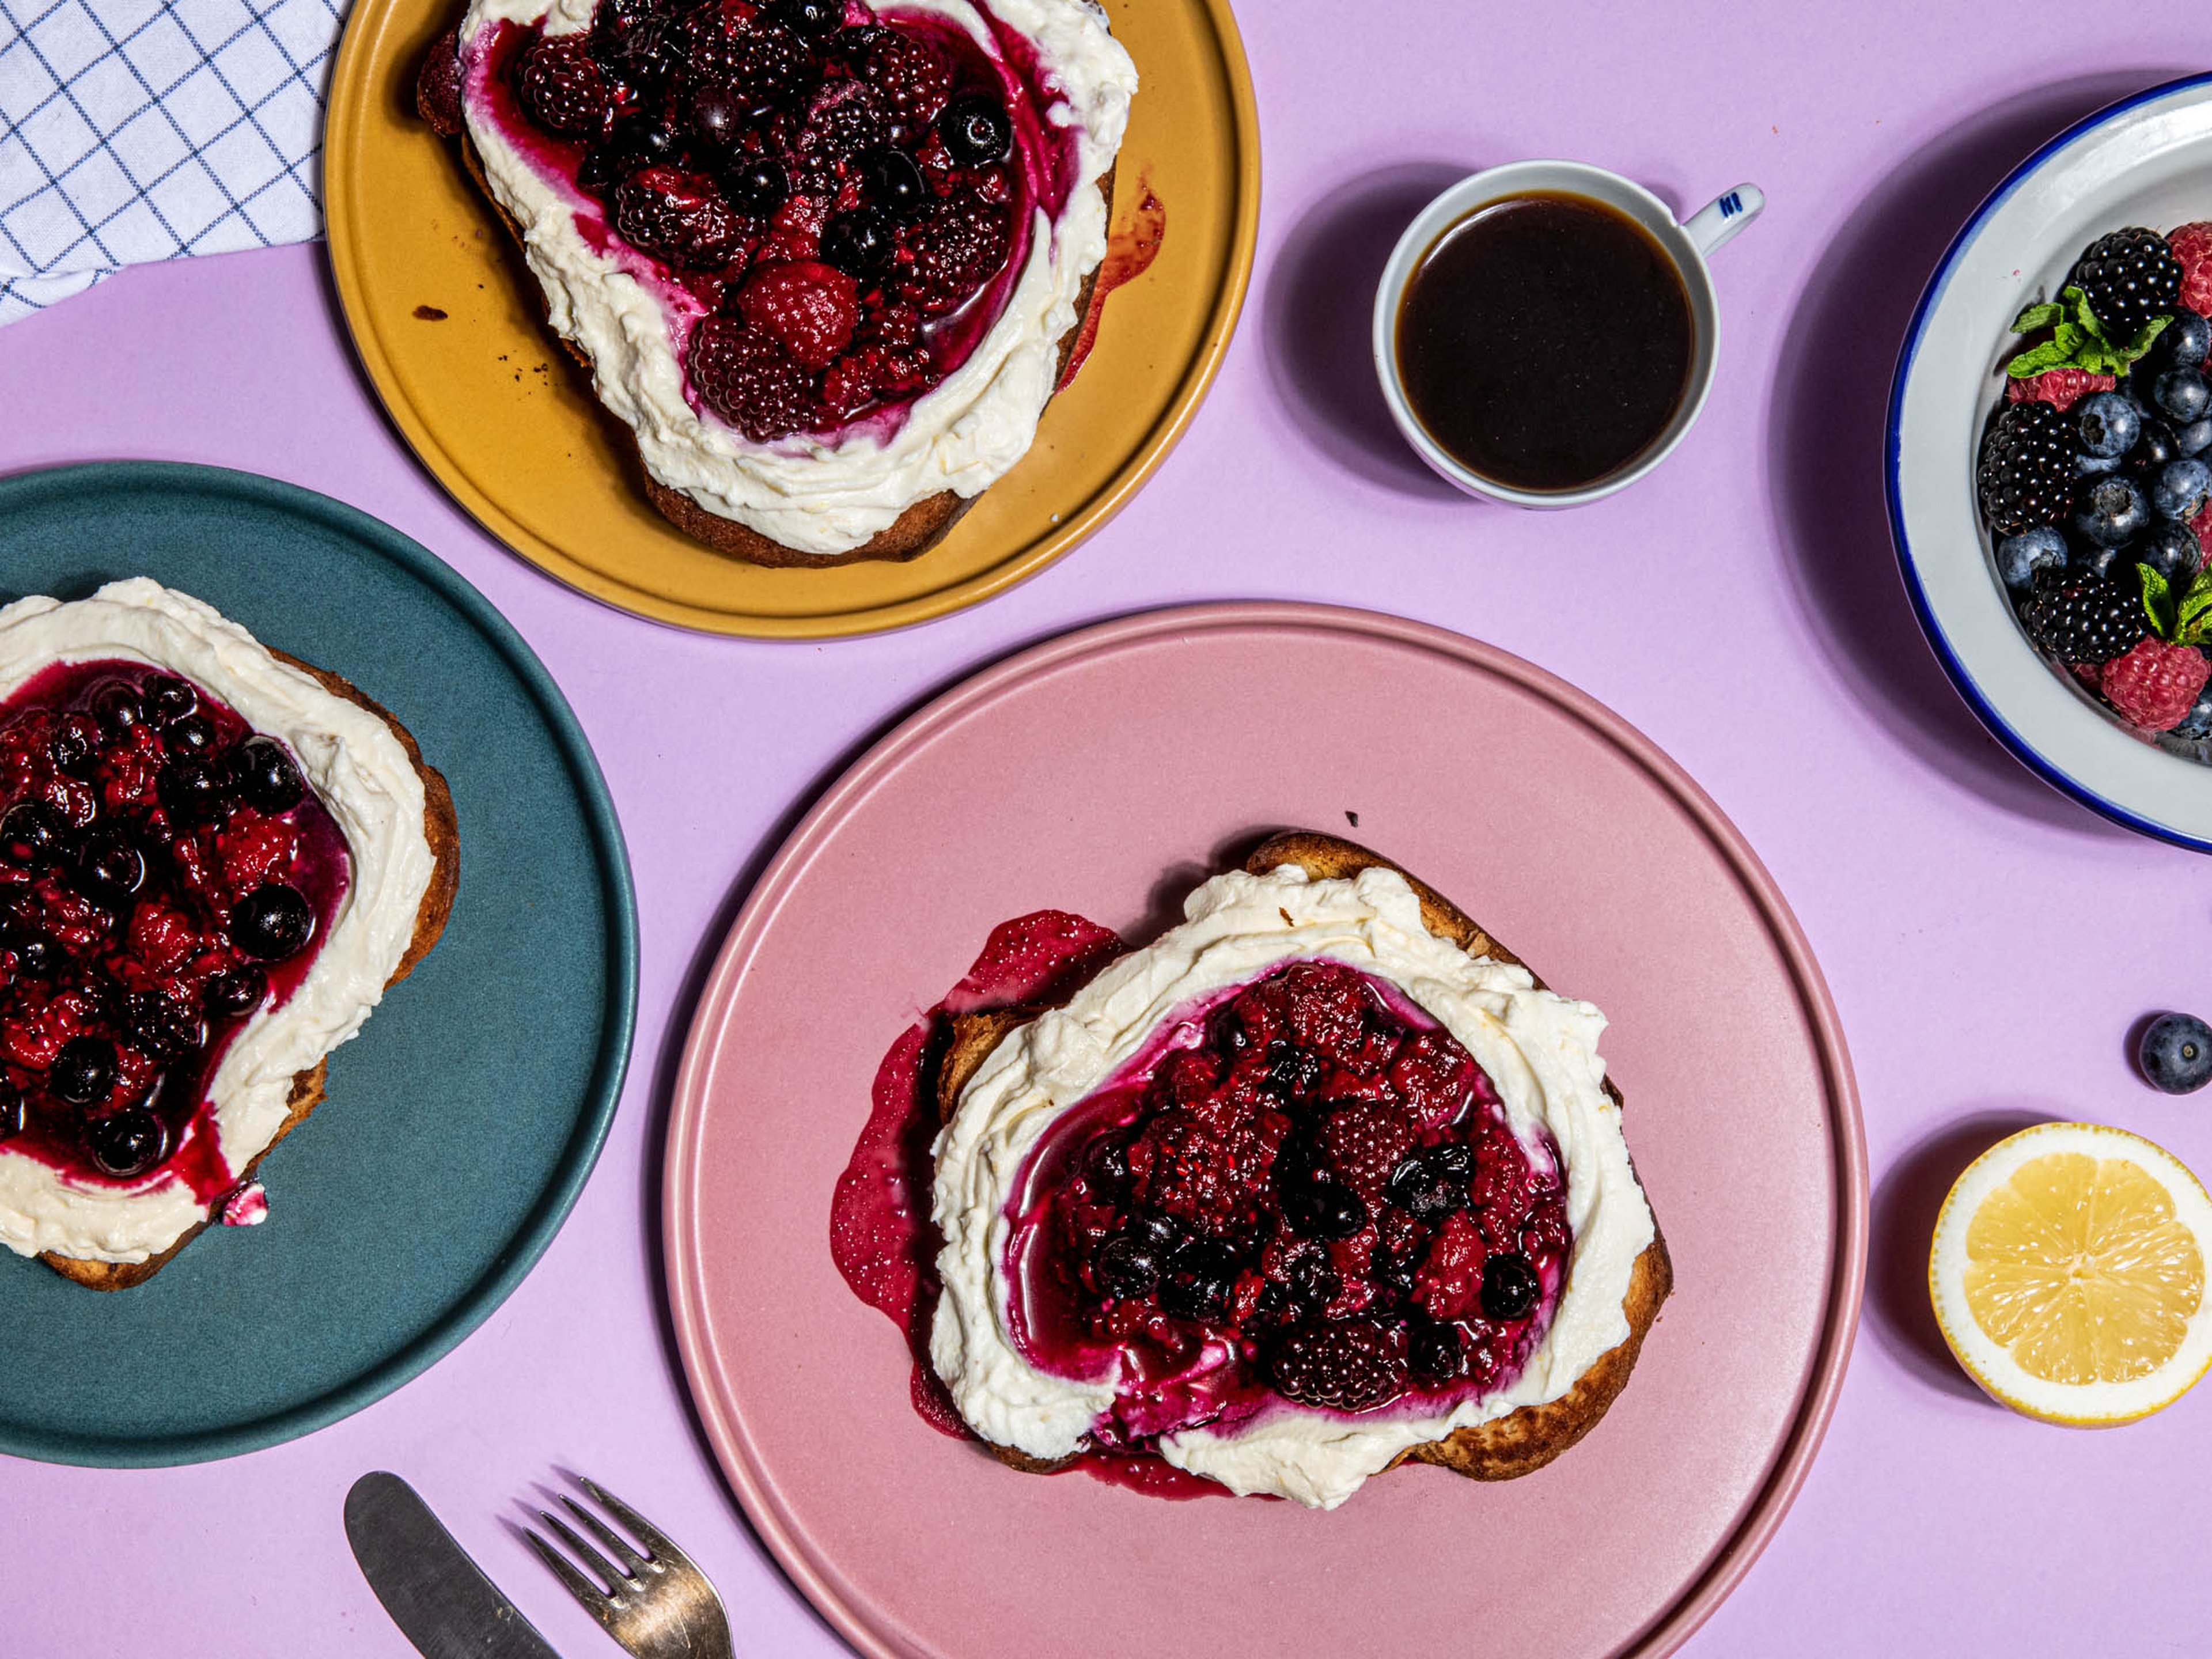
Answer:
[1010, 960, 1571, 1444]
[1982, 221, 2212, 740]
[0, 661, 348, 1190]
[472, 0, 1053, 441]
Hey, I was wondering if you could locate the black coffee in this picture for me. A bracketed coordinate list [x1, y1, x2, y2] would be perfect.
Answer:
[1396, 192, 1694, 492]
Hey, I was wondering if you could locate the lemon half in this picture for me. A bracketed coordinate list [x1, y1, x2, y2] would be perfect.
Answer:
[1929, 1122, 2212, 1425]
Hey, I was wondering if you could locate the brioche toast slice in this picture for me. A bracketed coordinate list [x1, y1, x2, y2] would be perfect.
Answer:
[37, 657, 459, 1292]
[931, 831, 1671, 1484]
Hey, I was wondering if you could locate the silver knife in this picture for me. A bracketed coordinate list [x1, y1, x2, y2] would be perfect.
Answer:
[346, 1471, 563, 1658]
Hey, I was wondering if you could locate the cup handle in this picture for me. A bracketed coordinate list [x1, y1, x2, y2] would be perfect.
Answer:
[1680, 183, 1765, 257]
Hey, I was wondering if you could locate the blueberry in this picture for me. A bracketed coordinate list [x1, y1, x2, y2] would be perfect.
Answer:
[0, 1084, 23, 1141]
[74, 825, 145, 904]
[88, 681, 144, 738]
[1259, 1045, 1324, 1101]
[1478, 1253, 1540, 1321]
[1127, 1208, 1181, 1251]
[1281, 1174, 1368, 1240]
[860, 147, 926, 215]
[143, 675, 198, 726]
[230, 884, 314, 961]
[2126, 416, 2180, 475]
[8, 932, 54, 977]
[2157, 366, 2212, 425]
[1997, 525, 2068, 590]
[1, 800, 65, 868]
[2139, 1012, 2212, 1093]
[721, 156, 788, 218]
[2067, 538, 2127, 579]
[204, 964, 268, 1020]
[938, 94, 1011, 166]
[1158, 1238, 1240, 1322]
[86, 1108, 167, 1179]
[1093, 1231, 1163, 1298]
[2074, 474, 2151, 547]
[1407, 1319, 1465, 1381]
[2166, 306, 2212, 369]
[1384, 1152, 1467, 1221]
[49, 713, 99, 777]
[2077, 391, 2141, 459]
[2175, 686, 2212, 738]
[229, 736, 304, 813]
[2138, 521, 2203, 582]
[49, 1036, 116, 1107]
[820, 207, 895, 277]
[2179, 417, 2212, 458]
[1084, 1133, 1131, 1188]
[768, 0, 844, 36]
[161, 714, 215, 759]
[688, 84, 745, 154]
[2153, 457, 2212, 521]
[158, 759, 224, 823]
[1280, 1244, 1341, 1311]
[2077, 452, 2122, 476]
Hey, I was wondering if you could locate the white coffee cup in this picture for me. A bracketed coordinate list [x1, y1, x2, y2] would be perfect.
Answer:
[1372, 161, 1764, 507]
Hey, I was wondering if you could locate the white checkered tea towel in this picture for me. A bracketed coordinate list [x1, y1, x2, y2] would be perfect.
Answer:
[1, 0, 347, 325]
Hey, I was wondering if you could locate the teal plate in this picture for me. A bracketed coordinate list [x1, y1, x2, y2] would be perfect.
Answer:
[0, 462, 637, 1467]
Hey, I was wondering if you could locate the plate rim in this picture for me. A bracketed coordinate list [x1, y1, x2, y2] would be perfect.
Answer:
[661, 600, 1869, 1659]
[1887, 71, 2212, 853]
[0, 459, 640, 1468]
[323, 0, 1263, 641]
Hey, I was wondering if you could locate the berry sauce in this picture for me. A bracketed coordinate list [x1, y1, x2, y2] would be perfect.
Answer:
[0, 661, 349, 1200]
[1056, 177, 1164, 392]
[832, 924, 1574, 1498]
[463, 0, 1080, 444]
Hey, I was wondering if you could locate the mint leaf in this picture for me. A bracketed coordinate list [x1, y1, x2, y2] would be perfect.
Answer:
[2120, 313, 2174, 361]
[2176, 570, 2212, 642]
[2005, 339, 2077, 376]
[2177, 610, 2212, 648]
[2012, 300, 2065, 334]
[2142, 563, 2178, 638]
[2065, 286, 2106, 340]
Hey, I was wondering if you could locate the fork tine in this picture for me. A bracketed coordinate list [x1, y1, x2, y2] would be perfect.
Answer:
[560, 1494, 649, 1580]
[537, 1508, 632, 1594]
[523, 1525, 613, 1615]
[575, 1477, 696, 1571]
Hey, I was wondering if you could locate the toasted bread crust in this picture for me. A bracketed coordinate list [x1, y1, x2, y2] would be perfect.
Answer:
[927, 832, 1671, 1487]
[36, 657, 459, 1290]
[447, 99, 1116, 567]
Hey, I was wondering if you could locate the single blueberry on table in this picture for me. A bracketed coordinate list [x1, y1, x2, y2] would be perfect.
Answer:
[2156, 366, 2212, 425]
[2139, 1013, 2212, 1093]
[2138, 521, 2203, 584]
[2073, 473, 2151, 547]
[2152, 457, 2212, 522]
[1997, 526, 2067, 590]
[2076, 391, 2141, 459]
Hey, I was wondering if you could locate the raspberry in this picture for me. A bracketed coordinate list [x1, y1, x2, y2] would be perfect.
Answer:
[688, 315, 819, 440]
[860, 30, 953, 129]
[735, 259, 858, 369]
[2191, 498, 2212, 547]
[1412, 1209, 1486, 1321]
[513, 35, 618, 139]
[1131, 1114, 1241, 1235]
[896, 195, 1012, 315]
[2101, 638, 2211, 731]
[2171, 221, 2212, 317]
[2005, 367, 2116, 412]
[1267, 1317, 1410, 1412]
[2073, 227, 2184, 337]
[821, 331, 939, 419]
[1318, 1100, 1417, 1207]
[614, 166, 754, 270]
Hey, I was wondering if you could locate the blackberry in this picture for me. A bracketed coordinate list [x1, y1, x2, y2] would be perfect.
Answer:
[1268, 1317, 1410, 1412]
[684, 16, 812, 105]
[859, 30, 953, 130]
[2020, 570, 2150, 665]
[895, 195, 1012, 315]
[2074, 228, 2184, 337]
[614, 166, 752, 269]
[1978, 401, 2076, 537]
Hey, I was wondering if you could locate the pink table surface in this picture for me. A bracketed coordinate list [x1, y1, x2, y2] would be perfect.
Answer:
[3, 1, 2210, 1653]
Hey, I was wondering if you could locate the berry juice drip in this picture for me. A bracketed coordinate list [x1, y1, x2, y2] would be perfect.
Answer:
[0, 661, 350, 1197]
[1396, 192, 1692, 491]
[471, 0, 1081, 442]
[1007, 960, 1571, 1445]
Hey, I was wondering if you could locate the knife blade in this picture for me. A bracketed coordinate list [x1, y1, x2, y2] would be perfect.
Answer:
[345, 1471, 562, 1659]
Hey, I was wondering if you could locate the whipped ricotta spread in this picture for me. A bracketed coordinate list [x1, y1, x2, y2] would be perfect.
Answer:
[930, 864, 1658, 1509]
[460, 0, 1138, 558]
[0, 581, 437, 1264]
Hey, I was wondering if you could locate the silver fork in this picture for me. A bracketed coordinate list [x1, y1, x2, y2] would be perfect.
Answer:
[520, 1475, 734, 1659]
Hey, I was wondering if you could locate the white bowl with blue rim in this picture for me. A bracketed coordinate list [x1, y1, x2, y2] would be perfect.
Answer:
[1890, 73, 2212, 849]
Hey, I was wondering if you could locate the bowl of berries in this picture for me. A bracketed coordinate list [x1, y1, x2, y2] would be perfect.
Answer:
[1889, 73, 2212, 847]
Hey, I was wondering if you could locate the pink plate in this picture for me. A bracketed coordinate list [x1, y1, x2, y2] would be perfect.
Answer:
[665, 603, 1866, 1659]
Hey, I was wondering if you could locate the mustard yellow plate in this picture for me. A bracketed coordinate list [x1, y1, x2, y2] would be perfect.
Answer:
[324, 0, 1259, 638]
